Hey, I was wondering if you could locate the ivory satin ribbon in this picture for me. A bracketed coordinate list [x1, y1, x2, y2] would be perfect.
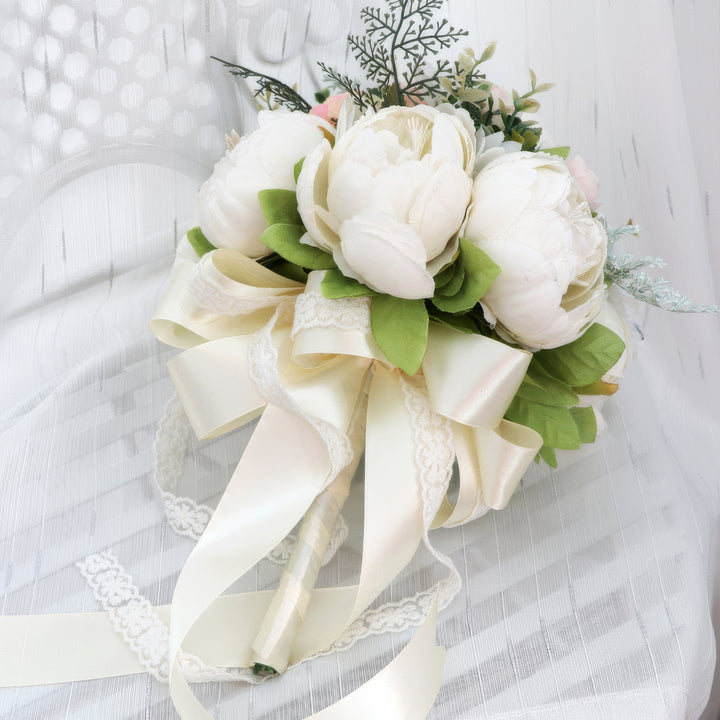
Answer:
[0, 238, 543, 719]
[0, 592, 444, 720]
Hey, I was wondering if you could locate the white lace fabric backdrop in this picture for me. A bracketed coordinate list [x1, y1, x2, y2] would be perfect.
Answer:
[1, 1, 719, 718]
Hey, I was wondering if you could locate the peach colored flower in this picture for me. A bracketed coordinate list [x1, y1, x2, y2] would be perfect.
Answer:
[566, 155, 601, 211]
[309, 93, 349, 126]
[490, 84, 514, 113]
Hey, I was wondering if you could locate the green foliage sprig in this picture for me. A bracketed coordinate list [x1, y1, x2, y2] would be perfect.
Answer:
[318, 0, 551, 149]
[491, 69, 553, 151]
[506, 324, 626, 467]
[603, 221, 720, 314]
[211, 56, 312, 113]
[320, 0, 467, 109]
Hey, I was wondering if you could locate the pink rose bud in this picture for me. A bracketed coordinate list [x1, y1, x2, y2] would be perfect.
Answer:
[309, 93, 349, 126]
[490, 85, 514, 113]
[566, 155, 601, 211]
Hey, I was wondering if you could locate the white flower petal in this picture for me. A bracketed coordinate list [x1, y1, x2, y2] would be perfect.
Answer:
[426, 234, 459, 276]
[296, 139, 339, 253]
[339, 213, 435, 299]
[409, 164, 471, 259]
[335, 95, 362, 140]
[430, 113, 465, 166]
[326, 160, 376, 221]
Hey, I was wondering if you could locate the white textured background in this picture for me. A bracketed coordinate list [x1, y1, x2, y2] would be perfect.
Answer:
[1, 1, 719, 718]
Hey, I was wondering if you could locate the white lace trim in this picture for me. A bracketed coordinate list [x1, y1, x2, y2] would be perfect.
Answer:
[292, 290, 371, 338]
[316, 373, 462, 658]
[400, 373, 454, 529]
[248, 301, 352, 478]
[400, 373, 462, 609]
[187, 257, 286, 316]
[153, 394, 347, 563]
[318, 587, 440, 656]
[75, 550, 256, 684]
[153, 395, 214, 541]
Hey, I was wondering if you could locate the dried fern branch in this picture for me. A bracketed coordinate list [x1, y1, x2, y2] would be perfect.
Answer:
[320, 0, 467, 109]
[211, 56, 312, 112]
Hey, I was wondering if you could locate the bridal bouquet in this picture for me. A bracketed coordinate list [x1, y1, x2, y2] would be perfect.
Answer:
[6, 1, 714, 719]
[146, 1, 719, 716]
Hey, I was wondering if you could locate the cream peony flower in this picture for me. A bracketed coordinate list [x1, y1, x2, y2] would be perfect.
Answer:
[465, 151, 607, 350]
[196, 110, 331, 258]
[296, 104, 475, 299]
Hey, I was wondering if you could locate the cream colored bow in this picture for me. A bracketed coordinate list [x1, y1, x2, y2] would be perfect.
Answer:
[149, 237, 542, 718]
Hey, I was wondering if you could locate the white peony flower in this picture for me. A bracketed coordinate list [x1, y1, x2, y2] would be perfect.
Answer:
[297, 104, 475, 299]
[465, 151, 607, 350]
[196, 110, 331, 258]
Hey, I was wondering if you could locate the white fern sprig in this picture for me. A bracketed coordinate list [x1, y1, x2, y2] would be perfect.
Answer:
[603, 221, 719, 314]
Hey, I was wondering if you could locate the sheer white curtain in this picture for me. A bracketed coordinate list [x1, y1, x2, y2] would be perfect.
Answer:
[1, 1, 719, 718]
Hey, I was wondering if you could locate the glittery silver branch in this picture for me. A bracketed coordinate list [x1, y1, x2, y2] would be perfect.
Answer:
[603, 221, 719, 314]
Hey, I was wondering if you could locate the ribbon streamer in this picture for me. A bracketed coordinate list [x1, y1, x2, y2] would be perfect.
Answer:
[0, 236, 543, 719]
[157, 239, 541, 717]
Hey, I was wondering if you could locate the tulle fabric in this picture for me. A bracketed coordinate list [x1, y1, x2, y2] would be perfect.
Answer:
[1, 1, 718, 718]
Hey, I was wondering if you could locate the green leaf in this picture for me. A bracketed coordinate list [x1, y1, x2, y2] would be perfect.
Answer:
[520, 129, 541, 151]
[294, 157, 305, 183]
[504, 397, 581, 450]
[432, 237, 500, 313]
[515, 98, 540, 114]
[314, 89, 330, 104]
[321, 268, 377, 298]
[573, 380, 619, 396]
[436, 261, 465, 297]
[385, 84, 400, 107]
[433, 262, 456, 290]
[529, 68, 537, 90]
[272, 261, 308, 283]
[370, 296, 429, 375]
[543, 146, 570, 160]
[258, 189, 303, 226]
[535, 324, 626, 387]
[516, 361, 579, 407]
[187, 226, 216, 258]
[459, 87, 489, 103]
[428, 310, 477, 335]
[479, 41, 497, 64]
[259, 224, 336, 270]
[570, 406, 597, 444]
[538, 445, 558, 468]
